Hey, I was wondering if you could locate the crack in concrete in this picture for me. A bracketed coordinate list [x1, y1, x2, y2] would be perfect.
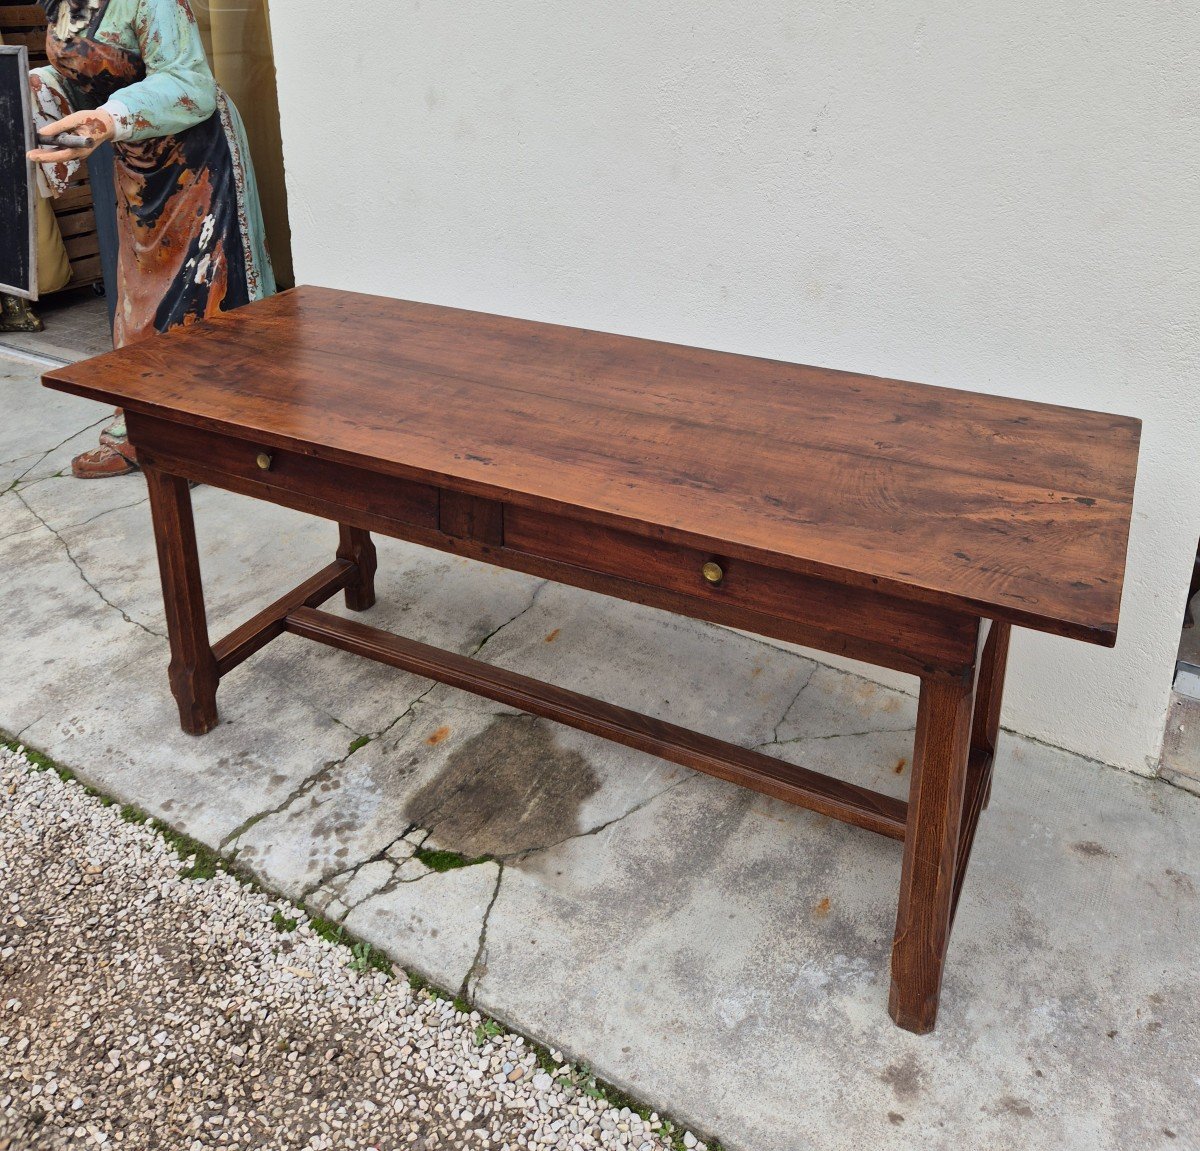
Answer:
[13, 716, 44, 741]
[329, 770, 694, 937]
[311, 770, 689, 929]
[70, 495, 151, 530]
[219, 759, 344, 852]
[237, 577, 552, 861]
[758, 725, 914, 751]
[0, 471, 63, 500]
[350, 579, 547, 746]
[374, 682, 439, 740]
[0, 521, 43, 544]
[220, 667, 451, 854]
[330, 863, 435, 920]
[5, 491, 150, 538]
[219, 708, 409, 853]
[7, 414, 109, 487]
[224, 674, 449, 881]
[14, 488, 165, 639]
[498, 773, 693, 864]
[462, 861, 504, 1001]
[323, 856, 414, 922]
[299, 823, 424, 905]
[218, 726, 394, 853]
[321, 711, 365, 740]
[468, 580, 548, 660]
[770, 664, 817, 746]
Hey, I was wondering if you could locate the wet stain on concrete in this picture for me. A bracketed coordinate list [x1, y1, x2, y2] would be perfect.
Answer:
[403, 716, 600, 858]
[1072, 840, 1115, 859]
[881, 1054, 925, 1101]
[544, 628, 561, 643]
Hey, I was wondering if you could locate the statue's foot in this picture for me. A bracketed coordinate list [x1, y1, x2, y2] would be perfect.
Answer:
[0, 294, 44, 334]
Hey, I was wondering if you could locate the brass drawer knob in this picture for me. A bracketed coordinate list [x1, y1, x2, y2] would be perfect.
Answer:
[256, 452, 273, 472]
[702, 561, 724, 586]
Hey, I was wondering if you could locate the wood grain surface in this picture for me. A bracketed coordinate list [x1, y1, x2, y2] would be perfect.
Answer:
[44, 286, 1140, 644]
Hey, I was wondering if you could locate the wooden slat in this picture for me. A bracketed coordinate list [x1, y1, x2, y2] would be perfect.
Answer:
[285, 605, 910, 840]
[55, 209, 97, 239]
[54, 183, 93, 212]
[0, 5, 48, 27]
[2, 27, 42, 49]
[64, 232, 100, 260]
[65, 254, 103, 286]
[212, 560, 353, 676]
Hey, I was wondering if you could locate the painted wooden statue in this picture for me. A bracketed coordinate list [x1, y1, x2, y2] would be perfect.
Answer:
[29, 0, 276, 478]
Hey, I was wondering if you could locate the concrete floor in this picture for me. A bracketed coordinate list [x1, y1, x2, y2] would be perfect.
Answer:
[1, 352, 1198, 1151]
[0, 288, 113, 365]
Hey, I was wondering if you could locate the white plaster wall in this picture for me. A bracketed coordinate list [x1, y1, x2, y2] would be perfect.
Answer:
[268, 1, 1200, 773]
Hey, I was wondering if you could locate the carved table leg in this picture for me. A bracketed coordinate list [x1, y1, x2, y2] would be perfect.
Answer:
[337, 524, 377, 612]
[144, 466, 219, 735]
[972, 621, 1010, 809]
[889, 670, 976, 1033]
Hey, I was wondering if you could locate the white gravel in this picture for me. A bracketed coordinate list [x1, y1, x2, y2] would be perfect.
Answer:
[0, 744, 709, 1151]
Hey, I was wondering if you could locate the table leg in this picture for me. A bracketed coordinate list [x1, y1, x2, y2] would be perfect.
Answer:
[972, 622, 1010, 809]
[143, 466, 219, 736]
[888, 671, 975, 1033]
[337, 525, 377, 612]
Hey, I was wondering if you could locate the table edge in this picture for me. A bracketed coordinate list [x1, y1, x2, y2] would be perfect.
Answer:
[41, 370, 1129, 649]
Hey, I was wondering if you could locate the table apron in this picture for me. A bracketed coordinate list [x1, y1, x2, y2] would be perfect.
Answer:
[129, 413, 981, 682]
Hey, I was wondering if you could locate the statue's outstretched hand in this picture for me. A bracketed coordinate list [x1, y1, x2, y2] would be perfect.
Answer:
[28, 109, 116, 164]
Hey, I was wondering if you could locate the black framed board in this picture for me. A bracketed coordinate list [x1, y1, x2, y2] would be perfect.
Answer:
[0, 45, 36, 299]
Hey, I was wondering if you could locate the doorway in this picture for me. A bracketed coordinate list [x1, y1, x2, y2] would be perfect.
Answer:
[1161, 540, 1200, 794]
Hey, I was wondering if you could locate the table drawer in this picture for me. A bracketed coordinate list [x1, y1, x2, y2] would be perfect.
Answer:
[127, 413, 440, 531]
[506, 505, 839, 623]
[503, 504, 975, 671]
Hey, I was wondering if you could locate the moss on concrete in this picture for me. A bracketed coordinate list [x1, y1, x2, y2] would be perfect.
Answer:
[413, 845, 494, 872]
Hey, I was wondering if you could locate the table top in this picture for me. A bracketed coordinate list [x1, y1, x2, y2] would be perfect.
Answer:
[43, 286, 1140, 645]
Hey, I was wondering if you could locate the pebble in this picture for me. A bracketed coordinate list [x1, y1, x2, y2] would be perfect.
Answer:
[0, 745, 693, 1151]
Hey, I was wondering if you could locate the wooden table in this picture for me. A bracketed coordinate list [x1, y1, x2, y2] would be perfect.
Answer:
[43, 287, 1140, 1033]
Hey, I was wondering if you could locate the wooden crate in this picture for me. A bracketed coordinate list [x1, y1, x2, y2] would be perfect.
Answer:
[1, 0, 103, 290]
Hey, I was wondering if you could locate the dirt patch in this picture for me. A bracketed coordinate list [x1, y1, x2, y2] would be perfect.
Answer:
[1072, 841, 1115, 859]
[880, 1054, 925, 1101]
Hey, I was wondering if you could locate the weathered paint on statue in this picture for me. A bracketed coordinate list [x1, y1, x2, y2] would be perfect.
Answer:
[29, 0, 275, 477]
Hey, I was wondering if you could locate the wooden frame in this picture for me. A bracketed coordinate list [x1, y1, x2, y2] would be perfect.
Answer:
[0, 44, 37, 299]
[42, 286, 1138, 1033]
[1, 2, 106, 291]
